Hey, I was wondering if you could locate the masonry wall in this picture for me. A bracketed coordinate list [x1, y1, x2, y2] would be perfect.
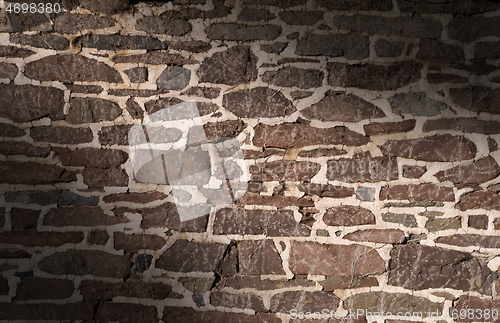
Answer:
[1, 0, 500, 322]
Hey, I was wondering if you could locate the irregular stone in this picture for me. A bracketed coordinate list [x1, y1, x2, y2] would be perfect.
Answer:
[398, 0, 498, 14]
[156, 66, 190, 90]
[385, 201, 444, 207]
[55, 148, 128, 168]
[457, 191, 500, 211]
[0, 161, 76, 184]
[344, 292, 442, 318]
[163, 307, 281, 323]
[327, 152, 398, 183]
[16, 277, 74, 300]
[334, 15, 441, 38]
[239, 8, 275, 21]
[53, 13, 116, 34]
[328, 61, 422, 90]
[280, 10, 323, 25]
[417, 39, 464, 62]
[489, 138, 498, 152]
[26, 55, 122, 83]
[270, 290, 339, 313]
[250, 160, 320, 181]
[390, 92, 447, 117]
[183, 87, 220, 99]
[5, 190, 98, 206]
[303, 91, 385, 122]
[139, 202, 180, 229]
[206, 23, 281, 41]
[88, 230, 109, 245]
[261, 42, 288, 54]
[144, 97, 217, 117]
[402, 165, 427, 178]
[156, 240, 228, 273]
[289, 241, 385, 276]
[180, 277, 215, 294]
[321, 276, 378, 292]
[103, 192, 168, 204]
[67, 98, 122, 124]
[475, 41, 500, 60]
[82, 167, 129, 188]
[0, 141, 50, 157]
[124, 67, 148, 83]
[217, 276, 315, 291]
[254, 124, 368, 148]
[239, 240, 285, 275]
[0, 303, 95, 321]
[436, 234, 500, 248]
[323, 205, 375, 226]
[136, 16, 191, 36]
[425, 217, 461, 232]
[290, 91, 313, 100]
[108, 89, 169, 97]
[98, 124, 133, 146]
[44, 206, 128, 227]
[364, 120, 416, 136]
[202, 120, 246, 139]
[298, 183, 354, 198]
[0, 62, 17, 80]
[298, 148, 347, 157]
[10, 208, 39, 229]
[382, 213, 417, 227]
[236, 194, 314, 208]
[0, 230, 83, 247]
[375, 39, 405, 57]
[10, 33, 69, 50]
[5, 9, 51, 32]
[448, 17, 500, 42]
[79, 0, 129, 14]
[262, 67, 323, 89]
[379, 134, 477, 161]
[389, 244, 492, 292]
[380, 184, 454, 201]
[0, 84, 64, 122]
[296, 33, 369, 59]
[75, 33, 165, 51]
[211, 291, 266, 312]
[114, 51, 196, 65]
[0, 123, 24, 137]
[427, 73, 468, 84]
[169, 40, 211, 53]
[451, 86, 500, 115]
[435, 157, 500, 184]
[454, 296, 500, 322]
[124, 99, 143, 120]
[224, 87, 294, 118]
[64, 84, 103, 94]
[316, 0, 392, 10]
[95, 303, 158, 323]
[344, 229, 405, 243]
[469, 215, 488, 230]
[31, 126, 93, 144]
[213, 208, 310, 236]
[198, 46, 257, 86]
[81, 280, 181, 301]
[356, 187, 376, 201]
[135, 254, 153, 273]
[423, 118, 500, 134]
[0, 45, 34, 57]
[114, 232, 166, 252]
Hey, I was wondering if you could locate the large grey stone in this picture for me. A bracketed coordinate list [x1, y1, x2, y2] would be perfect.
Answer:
[156, 67, 190, 90]
[390, 92, 447, 116]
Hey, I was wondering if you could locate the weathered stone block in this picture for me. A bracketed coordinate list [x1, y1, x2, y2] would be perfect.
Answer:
[114, 232, 166, 252]
[0, 62, 17, 80]
[53, 13, 116, 34]
[327, 152, 398, 183]
[16, 278, 74, 300]
[375, 39, 405, 57]
[44, 206, 128, 227]
[0, 161, 76, 184]
[239, 240, 285, 275]
[389, 92, 447, 117]
[81, 280, 182, 301]
[423, 118, 500, 134]
[156, 66, 190, 90]
[296, 33, 369, 59]
[417, 39, 464, 62]
[136, 16, 191, 36]
[211, 291, 266, 312]
[380, 184, 454, 201]
[382, 213, 417, 227]
[270, 291, 339, 313]
[425, 217, 461, 232]
[448, 17, 500, 42]
[451, 86, 500, 115]
[344, 229, 405, 243]
[206, 23, 282, 41]
[263, 67, 323, 89]
[435, 157, 500, 184]
[323, 205, 375, 226]
[31, 126, 93, 144]
[0, 230, 83, 247]
[67, 98, 122, 124]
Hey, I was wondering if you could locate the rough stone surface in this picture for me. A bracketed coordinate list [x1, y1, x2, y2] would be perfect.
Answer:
[0, 230, 83, 247]
[436, 234, 500, 248]
[95, 302, 158, 323]
[0, 161, 76, 184]
[75, 34, 165, 51]
[390, 92, 447, 117]
[451, 87, 500, 115]
[469, 215, 488, 230]
[345, 229, 405, 243]
[316, 0, 392, 11]
[81, 280, 182, 300]
[79, 0, 129, 14]
[270, 291, 339, 313]
[0, 62, 17, 80]
[136, 16, 192, 36]
[5, 190, 98, 206]
[157, 66, 190, 90]
[67, 98, 122, 124]
[163, 307, 282, 323]
[31, 126, 93, 144]
[0, 45, 35, 57]
[239, 240, 285, 275]
[457, 191, 500, 211]
[44, 206, 128, 227]
[320, 276, 378, 291]
[0, 141, 51, 157]
[114, 51, 196, 65]
[380, 184, 455, 201]
[0, 303, 95, 321]
[454, 296, 500, 322]
[435, 157, 500, 184]
[211, 291, 266, 312]
[375, 39, 405, 57]
[114, 232, 166, 252]
[327, 152, 398, 183]
[11, 208, 39, 229]
[250, 160, 320, 182]
[124, 67, 148, 83]
[425, 217, 461, 232]
[417, 39, 464, 62]
[0, 123, 25, 137]
[323, 205, 376, 226]
[10, 33, 69, 50]
[475, 41, 500, 60]
[223, 87, 294, 118]
[262, 67, 323, 89]
[280, 11, 323, 26]
[82, 167, 129, 188]
[206, 23, 282, 41]
[298, 183, 354, 198]
[239, 8, 275, 21]
[55, 148, 128, 168]
[448, 17, 500, 42]
[364, 120, 416, 136]
[398, 0, 498, 14]
[16, 278, 74, 300]
[382, 213, 417, 227]
[296, 33, 370, 59]
[54, 13, 116, 34]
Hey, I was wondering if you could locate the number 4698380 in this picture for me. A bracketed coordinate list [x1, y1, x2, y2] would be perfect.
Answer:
[5, 2, 61, 14]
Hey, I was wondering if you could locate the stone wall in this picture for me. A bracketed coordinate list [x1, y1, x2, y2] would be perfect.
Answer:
[1, 0, 500, 321]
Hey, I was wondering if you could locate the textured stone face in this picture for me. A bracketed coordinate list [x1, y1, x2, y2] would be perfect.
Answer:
[296, 33, 370, 58]
[364, 120, 416, 136]
[31, 126, 93, 144]
[0, 162, 76, 184]
[323, 205, 376, 226]
[456, 191, 500, 211]
[344, 229, 405, 243]
[389, 92, 447, 116]
[380, 184, 455, 201]
[262, 67, 324, 89]
[423, 118, 500, 134]
[224, 87, 295, 118]
[0, 62, 17, 80]
[211, 291, 266, 312]
[375, 39, 405, 57]
[451, 86, 500, 114]
[270, 291, 339, 313]
[44, 206, 129, 227]
[54, 13, 116, 34]
[316, 0, 392, 10]
[206, 23, 282, 41]
[448, 16, 500, 42]
[136, 16, 192, 36]
[156, 66, 190, 90]
[67, 98, 122, 124]
[435, 157, 500, 184]
[327, 152, 398, 183]
[239, 240, 285, 275]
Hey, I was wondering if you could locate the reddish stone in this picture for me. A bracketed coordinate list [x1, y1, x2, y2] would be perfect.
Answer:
[436, 234, 500, 248]
[0, 303, 95, 321]
[254, 124, 368, 148]
[364, 120, 416, 136]
[203, 120, 246, 139]
[140, 202, 179, 229]
[380, 184, 454, 201]
[456, 190, 500, 211]
[88, 230, 109, 245]
[107, 89, 169, 96]
[0, 84, 64, 122]
[289, 241, 385, 276]
[469, 215, 488, 230]
[31, 126, 94, 144]
[250, 160, 321, 181]
[451, 86, 500, 115]
[423, 118, 500, 134]
[163, 307, 281, 323]
[55, 147, 128, 168]
[16, 277, 74, 300]
[402, 165, 426, 179]
[0, 62, 18, 80]
[114, 232, 166, 252]
[145, 97, 217, 117]
[454, 296, 500, 322]
[211, 291, 266, 312]
[417, 39, 464, 62]
[95, 302, 158, 323]
[217, 276, 315, 290]
[0, 230, 83, 247]
[80, 280, 182, 301]
[263, 66, 323, 89]
[239, 240, 285, 275]
[327, 152, 398, 183]
[114, 51, 196, 65]
[10, 208, 39, 229]
[0, 124, 25, 137]
[126, 98, 144, 119]
[236, 194, 314, 208]
[156, 240, 228, 273]
[213, 207, 310, 236]
[320, 276, 379, 291]
[495, 218, 500, 230]
[0, 141, 51, 157]
[98, 124, 133, 146]
[244, 149, 286, 159]
[435, 157, 500, 184]
[38, 250, 130, 278]
[298, 183, 354, 198]
[223, 87, 295, 118]
[44, 206, 129, 227]
[380, 134, 477, 162]
[82, 167, 129, 188]
[298, 148, 347, 157]
[104, 192, 168, 204]
[323, 205, 376, 226]
[0, 45, 35, 57]
[270, 290, 339, 313]
[25, 55, 122, 83]
[344, 229, 405, 243]
[0, 161, 76, 184]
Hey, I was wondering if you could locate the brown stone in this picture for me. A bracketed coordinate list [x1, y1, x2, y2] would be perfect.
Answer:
[126, 98, 144, 119]
[475, 41, 500, 60]
[107, 89, 169, 97]
[435, 157, 500, 184]
[80, 280, 182, 301]
[236, 193, 314, 208]
[298, 148, 347, 157]
[457, 190, 500, 211]
[44, 206, 129, 227]
[380, 184, 454, 201]
[250, 160, 320, 181]
[64, 84, 103, 94]
[144, 97, 217, 117]
[82, 167, 129, 188]
[298, 183, 354, 198]
[328, 61, 422, 90]
[263, 67, 324, 89]
[0, 250, 31, 259]
[16, 277, 74, 300]
[156, 240, 228, 273]
[98, 124, 133, 146]
[0, 161, 76, 184]
[88, 230, 109, 245]
[327, 152, 398, 183]
[280, 10, 323, 25]
[302, 92, 385, 122]
[454, 296, 500, 322]
[206, 23, 281, 41]
[489, 138, 498, 152]
[213, 208, 310, 236]
[183, 86, 220, 99]
[469, 214, 488, 230]
[217, 276, 315, 290]
[0, 84, 64, 122]
[169, 41, 212, 53]
[323, 205, 376, 226]
[436, 234, 500, 248]
[211, 291, 266, 312]
[75, 34, 166, 51]
[399, 0, 497, 14]
[139, 202, 180, 229]
[451, 86, 500, 115]
[10, 208, 39, 229]
[425, 217, 461, 232]
[344, 229, 405, 243]
[270, 291, 339, 313]
[0, 303, 95, 321]
[427, 73, 468, 83]
[55, 148, 128, 168]
[449, 16, 500, 42]
[375, 39, 405, 57]
[320, 276, 379, 291]
[136, 16, 192, 36]
[239, 240, 285, 275]
[203, 120, 246, 139]
[0, 62, 17, 80]
[223, 87, 295, 118]
[39, 249, 130, 278]
[0, 141, 51, 157]
[10, 33, 69, 50]
[423, 118, 500, 134]
[316, 0, 392, 10]
[104, 192, 168, 204]
[253, 124, 368, 148]
[67, 97, 122, 124]
[239, 8, 275, 21]
[31, 126, 93, 144]
[80, 0, 129, 14]
[25, 55, 122, 83]
[95, 302, 158, 323]
[389, 244, 492, 292]
[0, 230, 83, 247]
[417, 39, 464, 62]
[364, 120, 416, 136]
[0, 45, 35, 57]
[402, 165, 427, 178]
[0, 123, 25, 137]
[114, 232, 166, 252]
[289, 241, 385, 276]
[114, 51, 196, 65]
[163, 307, 281, 323]
[379, 134, 477, 161]
[244, 149, 286, 159]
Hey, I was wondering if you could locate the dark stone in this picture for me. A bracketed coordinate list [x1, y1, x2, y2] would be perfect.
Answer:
[64, 84, 103, 94]
[389, 92, 447, 116]
[88, 230, 109, 245]
[261, 42, 288, 54]
[435, 156, 500, 184]
[239, 240, 285, 275]
[82, 167, 129, 188]
[327, 152, 398, 183]
[398, 0, 498, 14]
[211, 291, 266, 312]
[135, 254, 153, 273]
[53, 13, 116, 34]
[262, 66, 323, 89]
[95, 303, 158, 323]
[10, 33, 69, 50]
[124, 67, 148, 83]
[163, 307, 282, 323]
[114, 51, 196, 65]
[0, 161, 76, 184]
[16, 278, 74, 300]
[375, 39, 405, 57]
[417, 39, 464, 62]
[156, 66, 190, 90]
[469, 215, 489, 230]
[44, 206, 129, 227]
[427, 73, 468, 84]
[239, 8, 275, 21]
[169, 41, 211, 53]
[0, 303, 95, 321]
[320, 276, 378, 291]
[436, 234, 500, 248]
[136, 17, 191, 36]
[114, 232, 166, 253]
[108, 89, 168, 97]
[4, 190, 98, 206]
[193, 294, 205, 307]
[0, 62, 17, 80]
[402, 165, 427, 178]
[183, 87, 220, 99]
[298, 183, 354, 198]
[380, 184, 455, 201]
[0, 45, 34, 57]
[296, 33, 369, 59]
[448, 16, 500, 42]
[223, 87, 295, 118]
[316, 0, 392, 10]
[31, 126, 93, 144]
[5, 6, 51, 32]
[80, 280, 182, 301]
[451, 86, 500, 115]
[270, 291, 339, 314]
[280, 11, 323, 26]
[475, 41, 500, 60]
[0, 141, 51, 157]
[0, 230, 83, 247]
[423, 118, 500, 134]
[290, 91, 313, 100]
[98, 124, 134, 146]
[75, 34, 166, 51]
[364, 120, 416, 136]
[67, 98, 122, 124]
[323, 205, 375, 226]
[0, 123, 25, 137]
[79, 0, 129, 14]
[10, 208, 39, 229]
[206, 23, 282, 41]
[55, 148, 128, 168]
